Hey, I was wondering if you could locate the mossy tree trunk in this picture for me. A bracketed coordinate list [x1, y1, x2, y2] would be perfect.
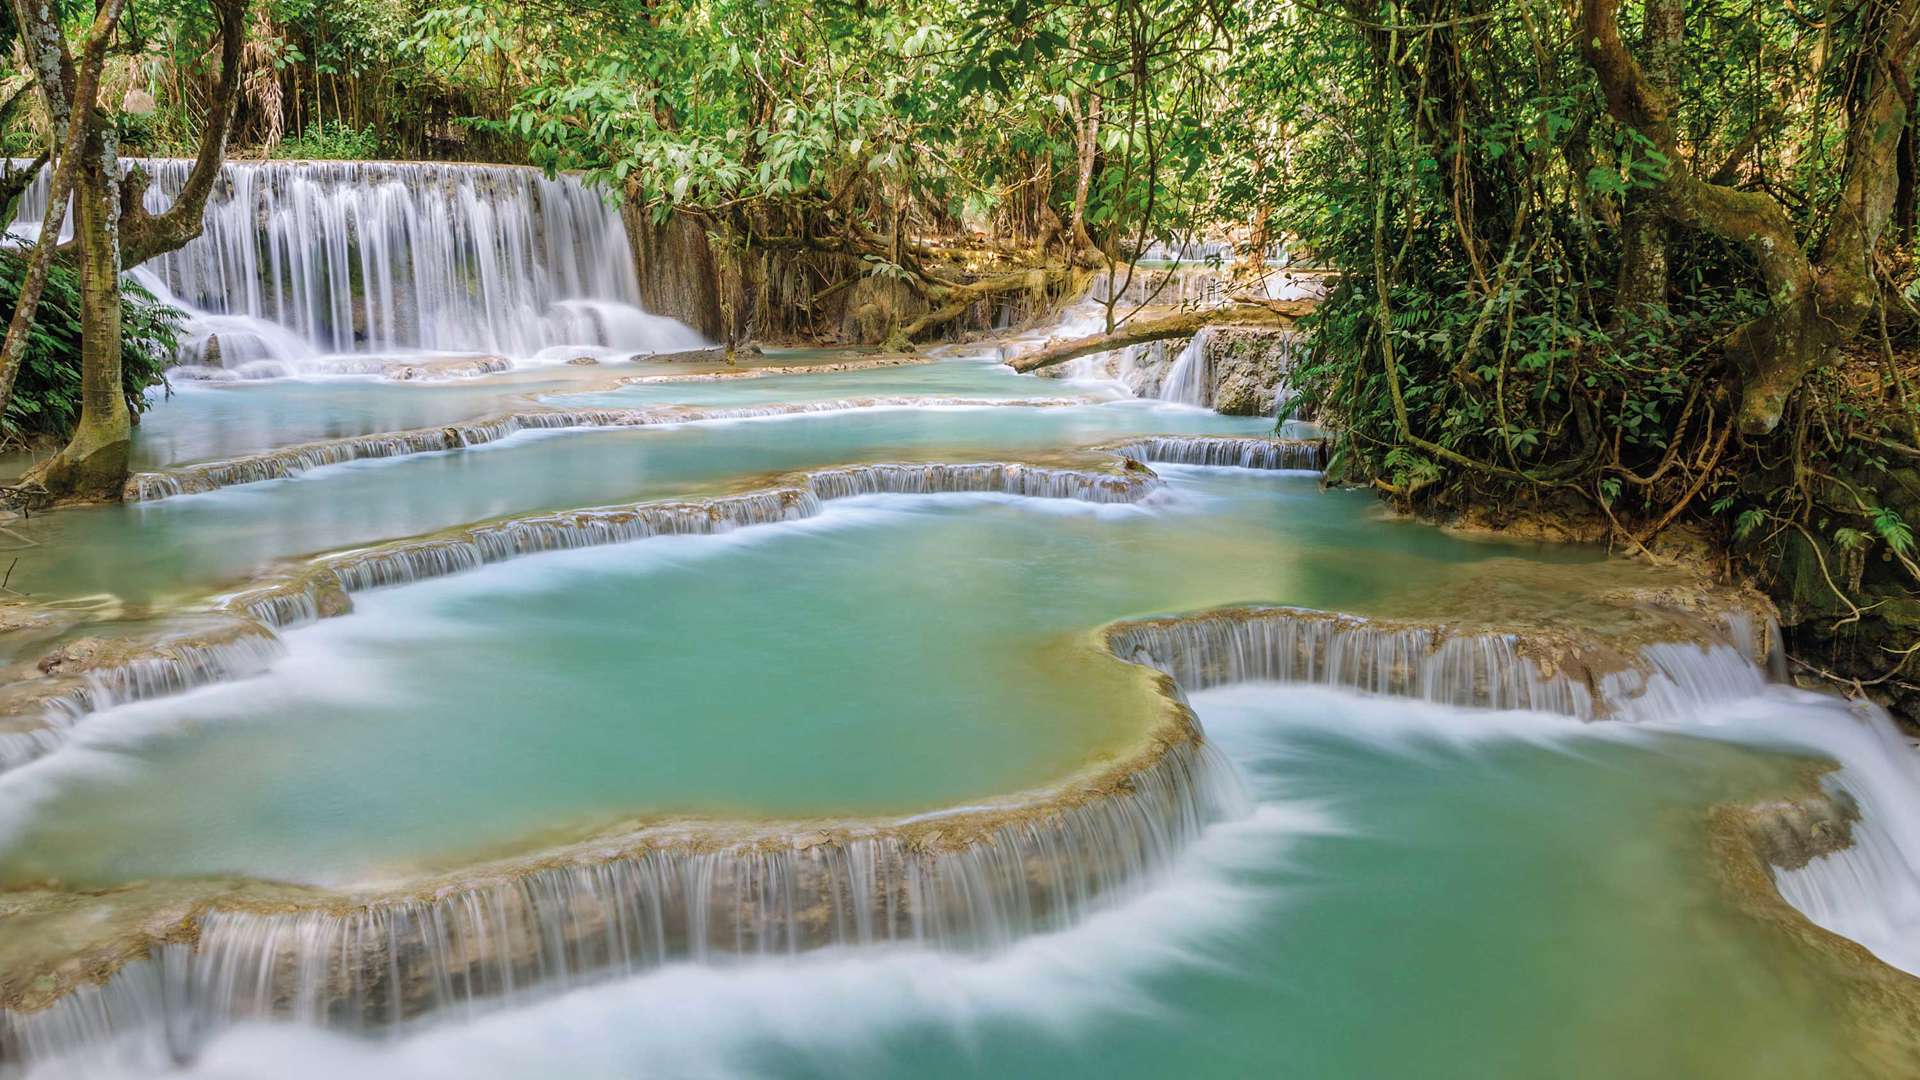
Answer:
[1608, 0, 1679, 324]
[33, 124, 128, 498]
[1581, 0, 1920, 435]
[1008, 301, 1311, 373]
[0, 0, 128, 434]
[1068, 90, 1100, 253]
[18, 0, 246, 500]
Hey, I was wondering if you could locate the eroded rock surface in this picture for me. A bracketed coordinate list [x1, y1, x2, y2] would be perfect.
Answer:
[1204, 326, 1298, 416]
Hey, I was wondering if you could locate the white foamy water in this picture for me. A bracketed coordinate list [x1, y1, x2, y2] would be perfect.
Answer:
[16, 792, 1332, 1080]
[1196, 666, 1920, 983]
[1156, 328, 1213, 408]
[1667, 692, 1920, 977]
[5, 629, 1912, 1078]
[8, 159, 705, 373]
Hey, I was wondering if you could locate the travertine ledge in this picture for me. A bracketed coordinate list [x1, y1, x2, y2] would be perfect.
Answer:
[124, 395, 1096, 501]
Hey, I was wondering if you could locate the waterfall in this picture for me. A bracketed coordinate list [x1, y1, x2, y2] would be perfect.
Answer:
[1157, 329, 1213, 407]
[0, 461, 1160, 781]
[1596, 641, 1774, 723]
[1104, 604, 1800, 725]
[0, 457, 1206, 1065]
[1109, 436, 1324, 471]
[1102, 600, 1920, 985]
[230, 460, 1160, 631]
[1082, 266, 1230, 309]
[1049, 340, 1176, 397]
[1771, 769, 1920, 977]
[1715, 699, 1920, 979]
[6, 159, 705, 371]
[1034, 329, 1211, 405]
[1, 625, 286, 773]
[1108, 607, 1598, 717]
[0, 731, 1248, 1071]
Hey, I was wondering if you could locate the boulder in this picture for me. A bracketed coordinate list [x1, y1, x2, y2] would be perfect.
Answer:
[1204, 326, 1299, 416]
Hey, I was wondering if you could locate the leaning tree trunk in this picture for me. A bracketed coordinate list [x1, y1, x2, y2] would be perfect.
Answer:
[23, 0, 245, 500]
[32, 125, 127, 499]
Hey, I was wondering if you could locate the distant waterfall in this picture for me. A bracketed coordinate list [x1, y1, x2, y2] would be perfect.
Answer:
[6, 159, 704, 372]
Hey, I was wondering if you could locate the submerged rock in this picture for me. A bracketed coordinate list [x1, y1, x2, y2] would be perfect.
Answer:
[634, 345, 743, 365]
[35, 640, 98, 675]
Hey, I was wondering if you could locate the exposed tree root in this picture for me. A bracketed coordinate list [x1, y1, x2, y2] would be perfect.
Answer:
[895, 265, 1085, 343]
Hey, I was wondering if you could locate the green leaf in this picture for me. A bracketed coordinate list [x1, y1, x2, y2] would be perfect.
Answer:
[1873, 507, 1915, 557]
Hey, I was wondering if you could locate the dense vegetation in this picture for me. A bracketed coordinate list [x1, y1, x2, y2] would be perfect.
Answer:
[0, 0, 1915, 709]
[0, 252, 177, 442]
[1256, 0, 1920, 710]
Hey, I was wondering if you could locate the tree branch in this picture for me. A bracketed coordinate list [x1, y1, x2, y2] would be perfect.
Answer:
[118, 0, 247, 268]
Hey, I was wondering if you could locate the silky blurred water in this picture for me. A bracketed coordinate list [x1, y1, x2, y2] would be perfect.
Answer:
[23, 688, 1866, 1080]
[0, 351, 1896, 1080]
[8, 400, 1273, 607]
[0, 467, 1596, 886]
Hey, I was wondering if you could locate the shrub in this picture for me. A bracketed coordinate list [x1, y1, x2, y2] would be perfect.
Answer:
[0, 253, 183, 442]
[271, 121, 382, 161]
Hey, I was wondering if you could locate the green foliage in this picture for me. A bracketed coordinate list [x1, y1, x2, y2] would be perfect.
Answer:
[401, 0, 1231, 261]
[1874, 507, 1916, 560]
[1244, 0, 1917, 617]
[272, 120, 381, 160]
[0, 254, 181, 442]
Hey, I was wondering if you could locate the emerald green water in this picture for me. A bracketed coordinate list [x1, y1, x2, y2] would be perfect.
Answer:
[6, 400, 1264, 606]
[556, 356, 1102, 408]
[124, 354, 1061, 471]
[0, 355, 1890, 1079]
[117, 688, 1866, 1079]
[0, 468, 1590, 886]
[130, 376, 586, 468]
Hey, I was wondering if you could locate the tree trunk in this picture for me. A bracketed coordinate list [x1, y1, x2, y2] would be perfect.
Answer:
[1611, 0, 1681, 323]
[118, 0, 246, 269]
[1239, 206, 1272, 280]
[1009, 301, 1312, 373]
[1580, 0, 1920, 434]
[0, 0, 128, 431]
[32, 124, 128, 499]
[1069, 92, 1100, 252]
[1896, 116, 1916, 247]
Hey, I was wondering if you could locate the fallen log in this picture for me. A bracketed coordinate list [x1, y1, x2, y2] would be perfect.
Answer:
[1008, 300, 1315, 373]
